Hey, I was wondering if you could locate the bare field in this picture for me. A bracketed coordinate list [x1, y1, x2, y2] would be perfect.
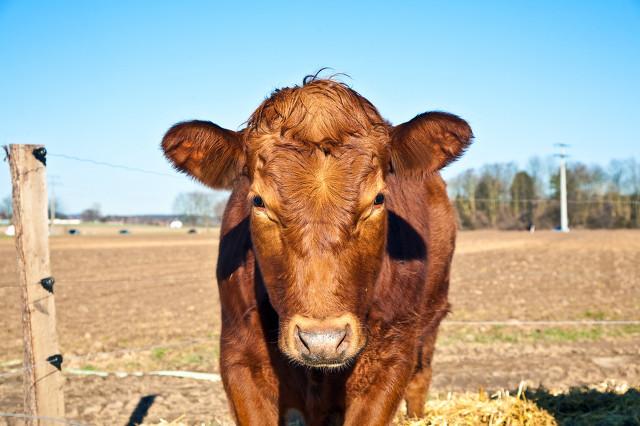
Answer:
[1, 230, 639, 424]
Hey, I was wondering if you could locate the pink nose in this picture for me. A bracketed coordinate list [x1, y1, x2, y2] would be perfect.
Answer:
[295, 325, 350, 362]
[284, 314, 363, 367]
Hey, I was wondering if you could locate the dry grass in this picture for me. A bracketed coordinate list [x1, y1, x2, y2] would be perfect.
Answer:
[144, 382, 640, 426]
[397, 383, 556, 426]
[142, 417, 208, 426]
[397, 381, 640, 426]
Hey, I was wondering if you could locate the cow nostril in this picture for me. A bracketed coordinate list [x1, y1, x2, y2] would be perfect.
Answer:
[336, 324, 351, 353]
[295, 326, 311, 354]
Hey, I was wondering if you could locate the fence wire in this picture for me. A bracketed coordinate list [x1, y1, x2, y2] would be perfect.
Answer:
[47, 152, 180, 179]
[0, 412, 88, 426]
[460, 197, 640, 205]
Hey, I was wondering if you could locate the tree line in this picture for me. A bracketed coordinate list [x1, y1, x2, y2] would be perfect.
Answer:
[448, 157, 640, 230]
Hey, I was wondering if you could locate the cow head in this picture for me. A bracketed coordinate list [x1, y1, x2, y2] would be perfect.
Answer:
[162, 77, 472, 368]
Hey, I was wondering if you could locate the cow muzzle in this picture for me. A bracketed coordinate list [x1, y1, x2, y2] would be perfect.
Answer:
[284, 314, 362, 368]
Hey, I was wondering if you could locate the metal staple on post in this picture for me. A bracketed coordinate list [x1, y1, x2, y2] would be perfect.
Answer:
[39, 277, 56, 294]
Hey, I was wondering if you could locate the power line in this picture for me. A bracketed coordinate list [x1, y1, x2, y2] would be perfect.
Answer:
[47, 152, 181, 179]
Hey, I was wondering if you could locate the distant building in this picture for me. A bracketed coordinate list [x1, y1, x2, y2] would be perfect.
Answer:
[52, 218, 82, 225]
[169, 220, 183, 229]
[4, 225, 15, 236]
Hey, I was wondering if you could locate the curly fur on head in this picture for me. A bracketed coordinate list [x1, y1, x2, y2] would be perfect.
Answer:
[247, 77, 389, 147]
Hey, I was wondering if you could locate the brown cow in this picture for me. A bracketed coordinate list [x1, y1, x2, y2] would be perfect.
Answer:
[161, 76, 472, 425]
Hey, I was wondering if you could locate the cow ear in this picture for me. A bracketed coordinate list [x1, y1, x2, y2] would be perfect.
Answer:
[390, 112, 473, 174]
[161, 120, 245, 189]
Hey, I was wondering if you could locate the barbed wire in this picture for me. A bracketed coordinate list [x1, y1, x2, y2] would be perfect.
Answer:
[65, 336, 219, 362]
[1, 318, 638, 380]
[453, 197, 640, 205]
[443, 320, 640, 326]
[0, 273, 213, 293]
[47, 152, 180, 179]
[23, 151, 640, 204]
[0, 271, 211, 290]
[5, 320, 640, 365]
[2, 318, 639, 373]
[0, 336, 219, 372]
[0, 412, 88, 426]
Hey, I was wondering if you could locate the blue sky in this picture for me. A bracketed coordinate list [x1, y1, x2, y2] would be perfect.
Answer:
[1, 1, 639, 214]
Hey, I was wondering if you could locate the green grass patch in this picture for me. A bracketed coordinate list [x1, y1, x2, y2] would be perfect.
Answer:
[77, 340, 221, 373]
[181, 353, 205, 364]
[531, 327, 604, 342]
[440, 324, 640, 345]
[151, 347, 168, 360]
[612, 324, 640, 336]
[582, 310, 607, 320]
[80, 364, 97, 371]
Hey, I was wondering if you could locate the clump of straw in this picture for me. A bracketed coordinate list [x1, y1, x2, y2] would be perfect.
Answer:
[147, 381, 640, 425]
[397, 382, 557, 426]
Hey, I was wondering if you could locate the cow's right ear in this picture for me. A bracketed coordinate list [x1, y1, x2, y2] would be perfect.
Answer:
[161, 120, 245, 189]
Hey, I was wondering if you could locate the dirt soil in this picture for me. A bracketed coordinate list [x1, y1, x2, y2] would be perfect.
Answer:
[1, 230, 639, 425]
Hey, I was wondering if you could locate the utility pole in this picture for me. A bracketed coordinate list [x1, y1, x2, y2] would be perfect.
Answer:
[554, 144, 570, 232]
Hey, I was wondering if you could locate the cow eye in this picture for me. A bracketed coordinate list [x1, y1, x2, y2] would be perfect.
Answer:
[373, 193, 384, 205]
[253, 195, 265, 208]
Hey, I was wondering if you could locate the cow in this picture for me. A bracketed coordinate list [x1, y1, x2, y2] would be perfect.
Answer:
[161, 75, 472, 425]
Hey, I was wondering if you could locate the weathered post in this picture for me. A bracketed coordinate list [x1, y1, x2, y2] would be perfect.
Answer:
[8, 144, 65, 424]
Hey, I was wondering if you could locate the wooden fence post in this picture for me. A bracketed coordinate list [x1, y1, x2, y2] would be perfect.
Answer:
[8, 144, 65, 424]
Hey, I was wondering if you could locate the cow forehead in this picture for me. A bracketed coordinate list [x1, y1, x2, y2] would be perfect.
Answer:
[263, 146, 379, 210]
[253, 145, 383, 250]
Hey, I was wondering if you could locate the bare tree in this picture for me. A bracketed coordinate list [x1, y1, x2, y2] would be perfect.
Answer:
[173, 191, 222, 227]
[80, 203, 102, 222]
[510, 171, 536, 227]
[526, 156, 547, 198]
[474, 163, 516, 227]
[449, 169, 478, 228]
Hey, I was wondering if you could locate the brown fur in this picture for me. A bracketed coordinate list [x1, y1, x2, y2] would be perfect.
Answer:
[162, 77, 472, 425]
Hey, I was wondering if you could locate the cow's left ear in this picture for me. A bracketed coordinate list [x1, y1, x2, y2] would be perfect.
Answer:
[390, 112, 473, 174]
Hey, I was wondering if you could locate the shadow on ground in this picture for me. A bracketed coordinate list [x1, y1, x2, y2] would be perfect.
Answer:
[126, 394, 157, 426]
[525, 387, 640, 425]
